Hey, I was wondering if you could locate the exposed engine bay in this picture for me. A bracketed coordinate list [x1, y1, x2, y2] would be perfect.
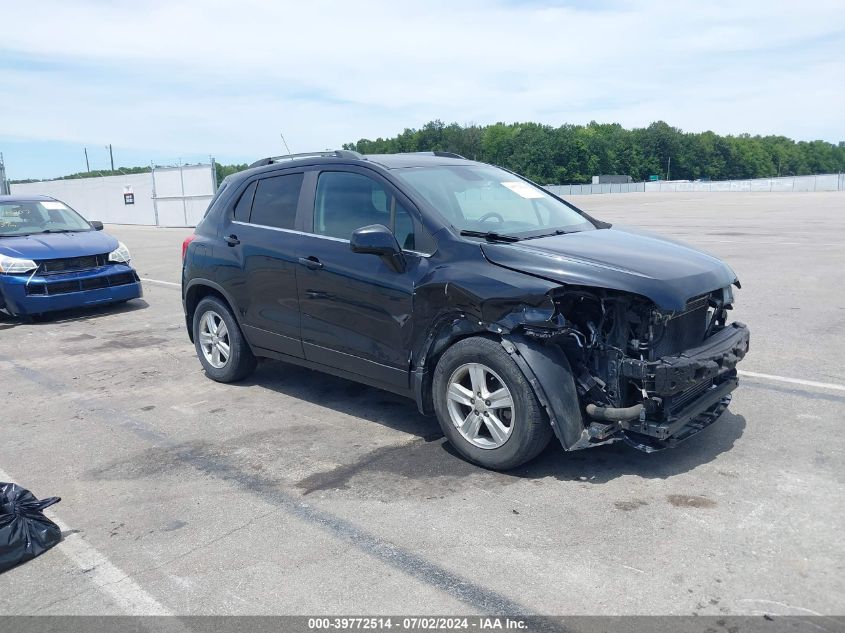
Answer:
[521, 284, 750, 451]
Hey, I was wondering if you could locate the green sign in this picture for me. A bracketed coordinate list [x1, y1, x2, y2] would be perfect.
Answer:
[649, 175, 659, 181]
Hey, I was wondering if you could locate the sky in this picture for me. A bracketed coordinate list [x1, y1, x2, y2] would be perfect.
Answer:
[1, 0, 843, 180]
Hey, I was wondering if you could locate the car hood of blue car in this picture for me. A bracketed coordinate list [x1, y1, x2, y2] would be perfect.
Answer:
[481, 225, 738, 311]
[0, 230, 119, 261]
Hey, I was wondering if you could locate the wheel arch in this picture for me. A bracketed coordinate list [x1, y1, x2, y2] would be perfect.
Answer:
[412, 313, 495, 416]
[499, 334, 587, 450]
[184, 279, 242, 343]
[417, 326, 586, 449]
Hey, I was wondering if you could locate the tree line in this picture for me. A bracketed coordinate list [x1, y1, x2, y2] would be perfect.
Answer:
[11, 165, 153, 185]
[343, 120, 845, 185]
[9, 121, 843, 186]
[11, 163, 248, 187]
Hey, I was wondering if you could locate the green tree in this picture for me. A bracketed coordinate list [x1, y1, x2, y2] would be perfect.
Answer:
[344, 120, 845, 184]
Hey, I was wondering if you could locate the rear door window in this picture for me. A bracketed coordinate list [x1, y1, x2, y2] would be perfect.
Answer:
[250, 173, 304, 229]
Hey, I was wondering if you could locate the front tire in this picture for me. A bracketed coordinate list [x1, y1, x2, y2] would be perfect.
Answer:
[192, 296, 256, 383]
[433, 336, 552, 470]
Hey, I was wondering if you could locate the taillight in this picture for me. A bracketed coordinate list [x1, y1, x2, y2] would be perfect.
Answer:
[182, 234, 197, 261]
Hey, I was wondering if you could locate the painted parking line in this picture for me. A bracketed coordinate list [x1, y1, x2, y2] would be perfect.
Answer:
[1, 357, 534, 616]
[0, 466, 172, 616]
[738, 370, 845, 393]
[139, 277, 181, 288]
[137, 277, 845, 394]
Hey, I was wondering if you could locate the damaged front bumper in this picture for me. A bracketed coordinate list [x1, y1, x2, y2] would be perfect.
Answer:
[614, 322, 750, 450]
[621, 322, 750, 397]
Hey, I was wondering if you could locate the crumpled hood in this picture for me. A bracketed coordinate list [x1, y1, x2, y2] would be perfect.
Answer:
[481, 226, 737, 311]
[0, 231, 118, 260]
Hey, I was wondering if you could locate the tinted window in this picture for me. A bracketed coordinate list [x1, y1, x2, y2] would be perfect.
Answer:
[250, 173, 303, 229]
[233, 181, 256, 222]
[314, 171, 433, 252]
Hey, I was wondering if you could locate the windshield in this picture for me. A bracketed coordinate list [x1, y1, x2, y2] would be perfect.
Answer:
[0, 200, 94, 237]
[393, 164, 594, 238]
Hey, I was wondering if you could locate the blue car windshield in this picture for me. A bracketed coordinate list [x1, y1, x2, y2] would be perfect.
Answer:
[393, 164, 595, 238]
[0, 200, 93, 237]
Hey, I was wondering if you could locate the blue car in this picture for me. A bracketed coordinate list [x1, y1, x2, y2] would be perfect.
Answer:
[0, 195, 143, 317]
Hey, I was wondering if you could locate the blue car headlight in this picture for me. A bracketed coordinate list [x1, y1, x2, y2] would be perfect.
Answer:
[108, 242, 132, 264]
[0, 254, 38, 274]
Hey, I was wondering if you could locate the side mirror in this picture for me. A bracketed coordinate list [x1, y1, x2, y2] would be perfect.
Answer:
[350, 224, 405, 272]
[90, 221, 104, 231]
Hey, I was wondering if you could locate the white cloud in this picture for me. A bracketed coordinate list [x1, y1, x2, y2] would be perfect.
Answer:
[1, 0, 843, 161]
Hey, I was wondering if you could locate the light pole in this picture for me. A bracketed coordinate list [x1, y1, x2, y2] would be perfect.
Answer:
[667, 156, 671, 181]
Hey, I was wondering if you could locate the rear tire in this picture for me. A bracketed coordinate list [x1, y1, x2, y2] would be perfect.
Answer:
[193, 296, 256, 383]
[433, 336, 552, 470]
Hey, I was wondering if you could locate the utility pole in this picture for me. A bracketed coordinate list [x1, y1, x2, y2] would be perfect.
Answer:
[84, 148, 90, 172]
[108, 144, 114, 171]
[0, 152, 9, 195]
[667, 156, 671, 181]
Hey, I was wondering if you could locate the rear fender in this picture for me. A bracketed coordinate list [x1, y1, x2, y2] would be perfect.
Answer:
[183, 278, 244, 343]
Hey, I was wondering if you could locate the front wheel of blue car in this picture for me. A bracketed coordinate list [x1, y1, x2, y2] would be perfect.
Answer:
[193, 296, 256, 383]
[433, 336, 553, 470]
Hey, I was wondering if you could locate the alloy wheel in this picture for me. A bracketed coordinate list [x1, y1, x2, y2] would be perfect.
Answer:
[198, 310, 230, 369]
[446, 362, 515, 449]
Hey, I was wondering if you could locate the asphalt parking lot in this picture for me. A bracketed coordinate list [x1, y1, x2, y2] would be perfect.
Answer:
[1, 192, 843, 617]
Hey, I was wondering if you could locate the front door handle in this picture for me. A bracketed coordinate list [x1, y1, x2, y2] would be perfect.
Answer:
[225, 234, 240, 246]
[298, 256, 324, 270]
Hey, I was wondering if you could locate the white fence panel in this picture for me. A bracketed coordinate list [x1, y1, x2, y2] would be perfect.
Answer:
[11, 173, 156, 225]
[181, 165, 215, 196]
[814, 174, 839, 190]
[550, 173, 843, 196]
[793, 176, 815, 192]
[151, 164, 215, 227]
[10, 163, 216, 226]
[155, 199, 189, 227]
[185, 198, 211, 226]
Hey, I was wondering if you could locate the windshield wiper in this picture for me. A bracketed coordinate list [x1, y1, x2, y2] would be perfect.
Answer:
[459, 229, 521, 242]
[519, 228, 584, 240]
[38, 229, 77, 234]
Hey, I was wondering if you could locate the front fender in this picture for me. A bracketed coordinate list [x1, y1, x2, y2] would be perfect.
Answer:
[500, 334, 586, 450]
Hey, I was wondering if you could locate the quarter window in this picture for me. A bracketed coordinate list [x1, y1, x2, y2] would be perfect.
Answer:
[249, 173, 303, 229]
[233, 181, 257, 222]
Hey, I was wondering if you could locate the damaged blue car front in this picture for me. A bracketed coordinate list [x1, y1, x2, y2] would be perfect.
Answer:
[0, 195, 142, 317]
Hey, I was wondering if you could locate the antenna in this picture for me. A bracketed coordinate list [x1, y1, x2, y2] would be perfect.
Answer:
[280, 132, 292, 155]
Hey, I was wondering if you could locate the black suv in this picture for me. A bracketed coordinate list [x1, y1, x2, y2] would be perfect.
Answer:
[182, 150, 749, 469]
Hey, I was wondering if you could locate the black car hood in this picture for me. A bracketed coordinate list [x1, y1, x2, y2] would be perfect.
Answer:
[480, 227, 737, 311]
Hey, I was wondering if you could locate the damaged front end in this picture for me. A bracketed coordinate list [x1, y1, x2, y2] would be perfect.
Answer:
[518, 284, 749, 452]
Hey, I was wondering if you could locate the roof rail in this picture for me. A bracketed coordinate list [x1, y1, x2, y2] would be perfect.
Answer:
[249, 149, 364, 168]
[408, 151, 467, 159]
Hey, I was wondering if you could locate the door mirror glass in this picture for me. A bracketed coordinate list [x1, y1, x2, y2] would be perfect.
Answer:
[89, 221, 104, 231]
[350, 224, 405, 272]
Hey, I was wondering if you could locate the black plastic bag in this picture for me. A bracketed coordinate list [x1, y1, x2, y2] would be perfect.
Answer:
[0, 482, 61, 573]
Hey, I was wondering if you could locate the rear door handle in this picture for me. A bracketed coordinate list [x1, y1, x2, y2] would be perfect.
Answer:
[298, 256, 324, 270]
[225, 234, 240, 246]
